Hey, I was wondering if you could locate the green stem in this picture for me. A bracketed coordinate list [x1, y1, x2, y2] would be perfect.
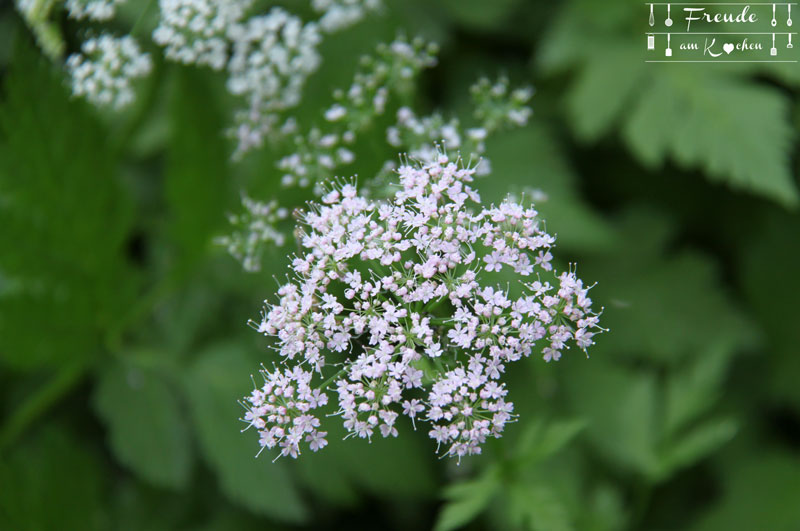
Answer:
[318, 366, 349, 390]
[0, 360, 88, 451]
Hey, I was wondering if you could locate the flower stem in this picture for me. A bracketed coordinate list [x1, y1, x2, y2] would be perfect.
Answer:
[0, 360, 88, 451]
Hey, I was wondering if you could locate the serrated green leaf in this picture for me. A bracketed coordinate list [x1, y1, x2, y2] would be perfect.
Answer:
[539, 2, 799, 208]
[93, 355, 192, 489]
[435, 473, 500, 531]
[508, 483, 573, 531]
[586, 210, 756, 364]
[566, 44, 647, 142]
[564, 360, 661, 479]
[183, 342, 307, 523]
[662, 417, 737, 473]
[664, 340, 733, 435]
[623, 72, 798, 208]
[0, 39, 136, 370]
[516, 418, 586, 465]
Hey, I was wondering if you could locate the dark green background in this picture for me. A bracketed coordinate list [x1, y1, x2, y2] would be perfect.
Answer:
[1, 1, 799, 530]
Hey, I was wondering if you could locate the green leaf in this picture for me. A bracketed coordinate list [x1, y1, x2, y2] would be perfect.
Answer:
[565, 44, 647, 142]
[93, 354, 192, 489]
[483, 125, 617, 252]
[183, 342, 307, 523]
[623, 71, 797, 208]
[508, 483, 573, 531]
[691, 454, 800, 531]
[563, 360, 662, 480]
[664, 340, 733, 435]
[737, 211, 800, 407]
[0, 427, 106, 530]
[585, 210, 756, 364]
[435, 472, 501, 531]
[515, 418, 586, 465]
[539, 2, 799, 208]
[661, 417, 737, 473]
[165, 67, 230, 267]
[0, 39, 136, 370]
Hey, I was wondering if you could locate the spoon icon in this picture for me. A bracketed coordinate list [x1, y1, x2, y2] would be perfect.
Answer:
[772, 3, 777, 27]
[788, 4, 793, 27]
[665, 4, 673, 27]
[649, 3, 655, 26]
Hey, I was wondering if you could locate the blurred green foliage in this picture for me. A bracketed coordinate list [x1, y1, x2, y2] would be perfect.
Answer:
[1, 1, 799, 530]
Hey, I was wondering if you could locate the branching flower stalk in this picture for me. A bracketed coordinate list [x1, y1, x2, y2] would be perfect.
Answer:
[241, 152, 604, 461]
[219, 40, 534, 274]
[17, 0, 383, 157]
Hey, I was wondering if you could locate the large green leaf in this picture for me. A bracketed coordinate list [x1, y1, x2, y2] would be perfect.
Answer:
[483, 125, 617, 252]
[538, 0, 799, 208]
[691, 454, 800, 531]
[0, 40, 136, 369]
[435, 472, 501, 531]
[93, 353, 192, 489]
[183, 342, 307, 523]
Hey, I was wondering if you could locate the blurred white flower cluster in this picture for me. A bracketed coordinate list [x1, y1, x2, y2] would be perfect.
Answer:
[152, 0, 253, 70]
[65, 0, 124, 21]
[215, 196, 289, 273]
[226, 8, 322, 155]
[312, 0, 382, 32]
[16, 0, 382, 144]
[242, 153, 604, 460]
[220, 59, 534, 274]
[277, 36, 439, 188]
[66, 35, 152, 109]
[387, 76, 533, 175]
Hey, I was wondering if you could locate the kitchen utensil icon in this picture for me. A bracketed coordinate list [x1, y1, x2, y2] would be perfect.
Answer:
[788, 33, 794, 49]
[771, 32, 777, 55]
[788, 4, 793, 27]
[648, 34, 655, 50]
[666, 33, 672, 56]
[649, 4, 655, 26]
[772, 4, 777, 27]
[665, 4, 673, 27]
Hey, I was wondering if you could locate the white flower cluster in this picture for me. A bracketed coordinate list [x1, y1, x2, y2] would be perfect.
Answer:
[219, 37, 437, 273]
[66, 34, 153, 109]
[386, 76, 533, 175]
[215, 196, 289, 273]
[152, 0, 253, 70]
[387, 107, 490, 172]
[276, 36, 438, 188]
[65, 0, 125, 21]
[245, 367, 329, 458]
[227, 8, 322, 156]
[243, 152, 603, 460]
[312, 0, 382, 33]
[471, 76, 534, 131]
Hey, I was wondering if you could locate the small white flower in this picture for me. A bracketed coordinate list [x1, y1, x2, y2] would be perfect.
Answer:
[152, 0, 253, 70]
[66, 34, 152, 109]
[66, 0, 124, 21]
